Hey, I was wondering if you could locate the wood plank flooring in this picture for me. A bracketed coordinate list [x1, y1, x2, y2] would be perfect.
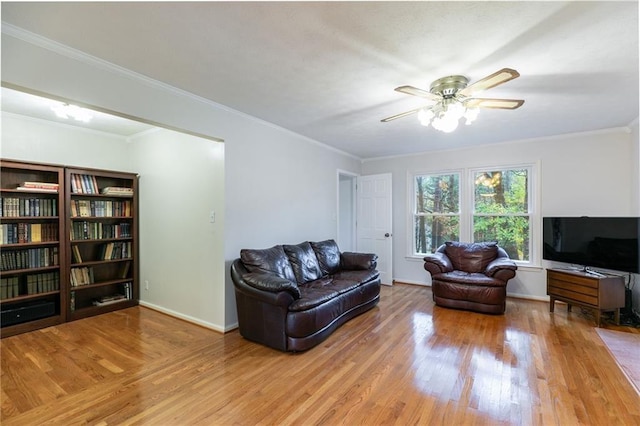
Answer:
[2, 283, 639, 425]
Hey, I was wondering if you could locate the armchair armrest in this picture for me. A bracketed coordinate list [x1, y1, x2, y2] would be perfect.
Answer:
[341, 252, 378, 270]
[485, 258, 517, 278]
[423, 252, 453, 275]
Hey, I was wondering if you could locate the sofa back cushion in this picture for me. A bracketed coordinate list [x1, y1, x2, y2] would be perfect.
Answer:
[444, 241, 498, 273]
[310, 239, 341, 275]
[240, 245, 296, 282]
[283, 242, 323, 284]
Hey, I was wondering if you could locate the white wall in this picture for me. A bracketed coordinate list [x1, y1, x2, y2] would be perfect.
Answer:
[1, 31, 361, 330]
[362, 129, 637, 302]
[131, 129, 225, 328]
[1, 113, 133, 171]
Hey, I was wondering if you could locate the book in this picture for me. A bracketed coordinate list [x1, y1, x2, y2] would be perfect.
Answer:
[101, 187, 134, 197]
[19, 181, 59, 190]
[92, 293, 128, 306]
[15, 186, 58, 193]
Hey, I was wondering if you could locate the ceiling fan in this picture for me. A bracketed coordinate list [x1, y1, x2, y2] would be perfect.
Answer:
[381, 68, 524, 132]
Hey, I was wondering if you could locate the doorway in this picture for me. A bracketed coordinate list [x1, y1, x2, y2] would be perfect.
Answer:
[337, 171, 357, 252]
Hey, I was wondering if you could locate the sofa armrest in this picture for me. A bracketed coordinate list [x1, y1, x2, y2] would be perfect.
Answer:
[423, 252, 453, 274]
[341, 252, 378, 270]
[242, 272, 301, 299]
[485, 258, 517, 278]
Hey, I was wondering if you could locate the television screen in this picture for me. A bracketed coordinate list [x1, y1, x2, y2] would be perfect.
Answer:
[542, 217, 639, 274]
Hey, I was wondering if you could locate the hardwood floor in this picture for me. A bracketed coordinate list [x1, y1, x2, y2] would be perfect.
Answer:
[2, 283, 639, 425]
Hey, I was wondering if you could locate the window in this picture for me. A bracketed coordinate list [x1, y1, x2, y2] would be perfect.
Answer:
[412, 165, 536, 264]
[472, 167, 531, 262]
[413, 173, 460, 254]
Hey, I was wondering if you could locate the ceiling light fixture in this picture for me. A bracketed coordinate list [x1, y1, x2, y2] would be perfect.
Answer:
[51, 103, 93, 123]
[382, 68, 524, 133]
[417, 97, 480, 133]
[416, 75, 479, 133]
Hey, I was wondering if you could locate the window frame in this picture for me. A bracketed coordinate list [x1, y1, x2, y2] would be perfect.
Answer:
[409, 169, 462, 257]
[408, 162, 540, 268]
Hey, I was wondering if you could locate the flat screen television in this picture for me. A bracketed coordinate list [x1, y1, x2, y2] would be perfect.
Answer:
[542, 217, 640, 274]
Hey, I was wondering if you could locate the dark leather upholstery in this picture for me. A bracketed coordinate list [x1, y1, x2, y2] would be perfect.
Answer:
[424, 241, 517, 314]
[231, 239, 380, 351]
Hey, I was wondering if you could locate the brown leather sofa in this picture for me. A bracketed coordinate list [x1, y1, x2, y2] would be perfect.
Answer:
[231, 239, 380, 352]
[423, 241, 517, 314]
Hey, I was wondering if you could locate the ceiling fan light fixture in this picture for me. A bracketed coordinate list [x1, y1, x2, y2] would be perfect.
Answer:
[382, 68, 524, 133]
[464, 107, 480, 125]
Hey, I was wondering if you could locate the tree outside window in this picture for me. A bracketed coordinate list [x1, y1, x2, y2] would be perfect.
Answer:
[473, 168, 531, 261]
[414, 173, 460, 254]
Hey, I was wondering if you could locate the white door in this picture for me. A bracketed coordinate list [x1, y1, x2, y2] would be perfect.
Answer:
[357, 173, 393, 285]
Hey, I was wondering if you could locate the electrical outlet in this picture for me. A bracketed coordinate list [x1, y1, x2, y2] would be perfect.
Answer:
[145, 280, 149, 290]
[209, 210, 216, 223]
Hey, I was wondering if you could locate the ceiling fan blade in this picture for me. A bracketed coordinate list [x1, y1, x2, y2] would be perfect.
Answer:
[459, 68, 520, 97]
[464, 98, 524, 109]
[395, 85, 442, 101]
[381, 108, 422, 122]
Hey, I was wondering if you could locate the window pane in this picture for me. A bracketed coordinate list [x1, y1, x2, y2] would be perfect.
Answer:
[415, 215, 459, 254]
[474, 169, 528, 214]
[473, 216, 530, 261]
[415, 174, 459, 214]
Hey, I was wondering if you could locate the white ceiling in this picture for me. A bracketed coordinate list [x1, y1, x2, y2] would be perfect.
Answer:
[1, 1, 638, 159]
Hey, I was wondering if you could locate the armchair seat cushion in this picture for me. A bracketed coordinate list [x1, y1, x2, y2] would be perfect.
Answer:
[434, 271, 505, 287]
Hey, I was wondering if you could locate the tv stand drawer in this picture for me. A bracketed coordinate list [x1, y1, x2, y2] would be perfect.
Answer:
[546, 268, 625, 326]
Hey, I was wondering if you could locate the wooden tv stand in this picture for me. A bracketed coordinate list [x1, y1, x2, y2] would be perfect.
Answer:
[547, 268, 625, 326]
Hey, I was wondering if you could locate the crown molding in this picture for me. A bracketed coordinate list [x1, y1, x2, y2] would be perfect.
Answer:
[362, 126, 632, 163]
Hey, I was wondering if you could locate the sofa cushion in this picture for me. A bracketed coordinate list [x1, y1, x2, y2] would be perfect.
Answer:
[444, 241, 498, 273]
[310, 239, 342, 275]
[341, 252, 378, 270]
[240, 245, 296, 282]
[284, 242, 323, 284]
[332, 269, 380, 285]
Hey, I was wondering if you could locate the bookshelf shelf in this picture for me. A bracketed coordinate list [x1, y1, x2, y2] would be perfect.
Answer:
[0, 160, 139, 337]
[0, 289, 61, 304]
[1, 159, 65, 336]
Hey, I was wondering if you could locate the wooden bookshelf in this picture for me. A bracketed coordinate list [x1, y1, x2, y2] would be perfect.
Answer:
[1, 160, 139, 336]
[65, 167, 138, 321]
[1, 159, 66, 337]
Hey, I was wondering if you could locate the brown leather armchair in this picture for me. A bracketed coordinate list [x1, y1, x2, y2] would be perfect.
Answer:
[423, 241, 517, 314]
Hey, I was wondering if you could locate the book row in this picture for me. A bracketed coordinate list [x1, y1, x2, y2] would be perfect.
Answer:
[70, 221, 132, 241]
[0, 197, 57, 218]
[0, 247, 59, 271]
[0, 272, 60, 299]
[70, 266, 94, 287]
[70, 199, 132, 218]
[70, 173, 100, 195]
[0, 223, 58, 245]
[98, 241, 132, 261]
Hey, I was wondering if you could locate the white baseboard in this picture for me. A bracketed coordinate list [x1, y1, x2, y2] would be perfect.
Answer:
[393, 279, 430, 287]
[138, 301, 238, 333]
